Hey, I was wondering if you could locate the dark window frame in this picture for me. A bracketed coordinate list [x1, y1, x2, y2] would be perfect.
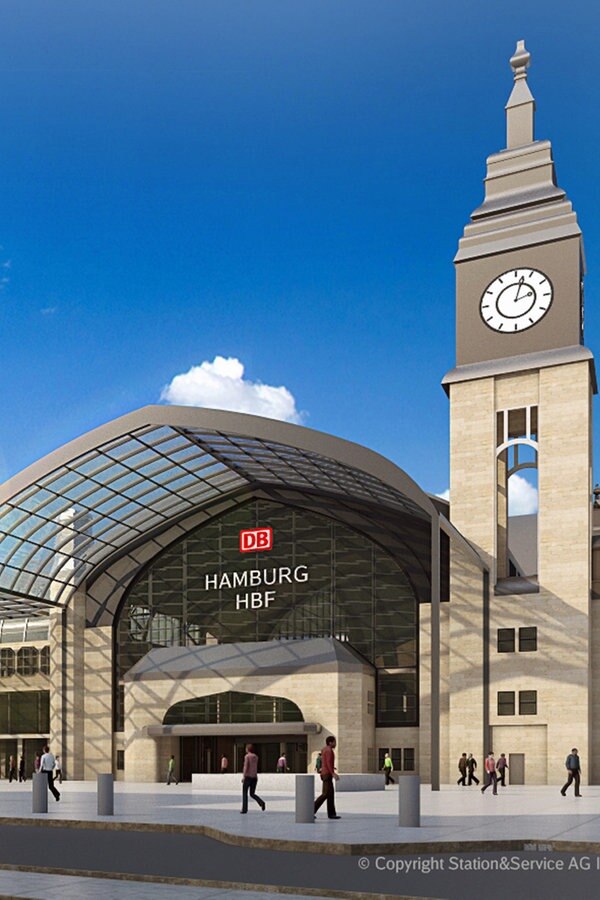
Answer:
[0, 648, 15, 677]
[518, 627, 537, 652]
[497, 691, 515, 716]
[519, 690, 537, 715]
[497, 628, 516, 653]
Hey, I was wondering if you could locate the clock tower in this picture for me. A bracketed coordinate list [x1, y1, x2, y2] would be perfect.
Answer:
[442, 42, 596, 784]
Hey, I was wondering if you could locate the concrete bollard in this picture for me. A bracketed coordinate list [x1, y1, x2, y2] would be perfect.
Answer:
[97, 773, 114, 816]
[32, 772, 48, 814]
[398, 774, 420, 827]
[295, 773, 315, 823]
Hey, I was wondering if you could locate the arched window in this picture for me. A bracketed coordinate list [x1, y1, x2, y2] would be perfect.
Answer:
[496, 406, 538, 586]
[119, 500, 420, 728]
[163, 691, 304, 726]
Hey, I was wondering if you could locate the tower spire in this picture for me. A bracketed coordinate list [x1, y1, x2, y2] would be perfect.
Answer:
[505, 40, 535, 149]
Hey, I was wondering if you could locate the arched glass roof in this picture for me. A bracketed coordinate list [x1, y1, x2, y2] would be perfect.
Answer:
[0, 406, 435, 618]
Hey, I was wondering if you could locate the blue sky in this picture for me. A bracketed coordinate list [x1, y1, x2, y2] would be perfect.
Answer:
[0, 0, 598, 498]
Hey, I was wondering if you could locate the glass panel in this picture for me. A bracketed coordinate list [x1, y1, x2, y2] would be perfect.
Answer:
[376, 671, 417, 727]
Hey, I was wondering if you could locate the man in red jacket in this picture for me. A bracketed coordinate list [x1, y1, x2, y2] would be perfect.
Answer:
[314, 735, 341, 819]
[481, 752, 498, 796]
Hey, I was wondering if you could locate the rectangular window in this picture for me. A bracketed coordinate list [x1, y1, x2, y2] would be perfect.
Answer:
[6, 691, 49, 733]
[519, 627, 537, 652]
[519, 690, 537, 715]
[498, 691, 515, 716]
[391, 748, 402, 771]
[497, 628, 515, 653]
[378, 748, 388, 770]
[403, 748, 415, 771]
[116, 750, 125, 771]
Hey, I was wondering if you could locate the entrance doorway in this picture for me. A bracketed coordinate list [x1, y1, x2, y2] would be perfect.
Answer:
[179, 736, 307, 781]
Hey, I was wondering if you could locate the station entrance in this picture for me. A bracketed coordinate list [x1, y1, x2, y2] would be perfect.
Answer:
[179, 735, 308, 780]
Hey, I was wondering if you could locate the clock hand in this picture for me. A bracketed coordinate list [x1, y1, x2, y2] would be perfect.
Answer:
[513, 275, 525, 302]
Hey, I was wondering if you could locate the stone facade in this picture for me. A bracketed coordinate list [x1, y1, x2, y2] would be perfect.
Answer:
[123, 667, 375, 782]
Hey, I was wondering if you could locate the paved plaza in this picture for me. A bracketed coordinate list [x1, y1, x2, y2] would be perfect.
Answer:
[0, 780, 598, 898]
[1, 779, 600, 846]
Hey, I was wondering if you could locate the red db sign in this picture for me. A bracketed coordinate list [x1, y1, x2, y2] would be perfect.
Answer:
[239, 527, 273, 553]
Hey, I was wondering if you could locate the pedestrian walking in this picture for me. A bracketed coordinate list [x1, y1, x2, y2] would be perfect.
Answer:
[382, 752, 395, 785]
[18, 756, 25, 782]
[457, 753, 468, 786]
[314, 735, 340, 819]
[315, 752, 322, 774]
[39, 745, 60, 801]
[561, 748, 582, 797]
[240, 744, 265, 813]
[220, 754, 228, 774]
[276, 753, 287, 773]
[467, 753, 479, 786]
[481, 752, 497, 795]
[7, 755, 16, 783]
[496, 753, 508, 786]
[166, 754, 178, 785]
[54, 755, 63, 784]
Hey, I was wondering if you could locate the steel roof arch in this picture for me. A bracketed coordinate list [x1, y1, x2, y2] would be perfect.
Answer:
[0, 405, 437, 618]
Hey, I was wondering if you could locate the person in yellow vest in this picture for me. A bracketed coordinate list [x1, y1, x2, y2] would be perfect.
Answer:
[382, 752, 395, 785]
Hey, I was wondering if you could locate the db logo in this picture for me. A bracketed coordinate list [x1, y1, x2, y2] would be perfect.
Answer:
[239, 527, 273, 553]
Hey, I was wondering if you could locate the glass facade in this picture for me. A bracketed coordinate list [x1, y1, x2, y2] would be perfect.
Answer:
[118, 500, 418, 726]
[0, 690, 49, 733]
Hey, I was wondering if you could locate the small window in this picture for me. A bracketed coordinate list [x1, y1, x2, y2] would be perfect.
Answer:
[498, 691, 515, 716]
[403, 748, 415, 771]
[39, 647, 50, 675]
[391, 748, 402, 771]
[116, 750, 125, 771]
[377, 748, 388, 770]
[519, 690, 537, 715]
[17, 647, 38, 676]
[519, 627, 537, 652]
[367, 691, 375, 715]
[497, 628, 515, 653]
[0, 648, 15, 677]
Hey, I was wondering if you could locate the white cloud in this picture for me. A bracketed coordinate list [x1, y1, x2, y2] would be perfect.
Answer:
[509, 472, 538, 516]
[160, 355, 303, 424]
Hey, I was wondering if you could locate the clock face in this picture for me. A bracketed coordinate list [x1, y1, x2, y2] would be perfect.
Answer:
[480, 268, 553, 333]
